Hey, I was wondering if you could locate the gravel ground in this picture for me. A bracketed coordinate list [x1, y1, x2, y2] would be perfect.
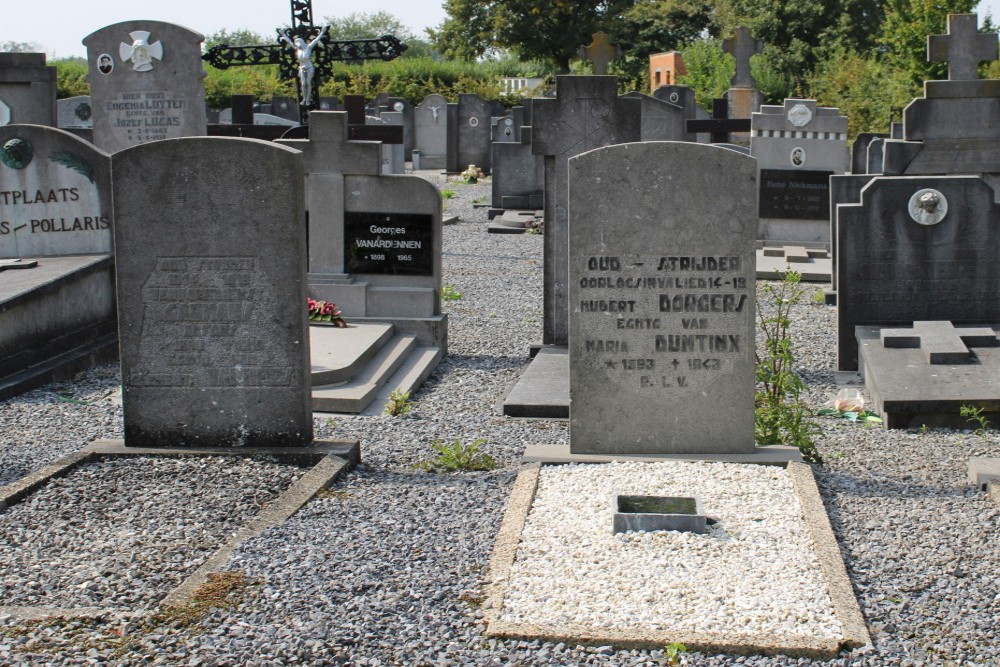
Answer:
[0, 173, 999, 665]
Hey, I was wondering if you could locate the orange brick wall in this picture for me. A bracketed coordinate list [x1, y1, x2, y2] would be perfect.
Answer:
[649, 51, 687, 92]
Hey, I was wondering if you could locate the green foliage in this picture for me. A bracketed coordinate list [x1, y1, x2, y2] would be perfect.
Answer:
[755, 272, 822, 464]
[324, 11, 413, 41]
[664, 642, 688, 665]
[960, 404, 991, 437]
[416, 438, 497, 472]
[677, 38, 732, 110]
[203, 28, 270, 51]
[441, 189, 456, 199]
[52, 59, 90, 98]
[817, 408, 883, 424]
[442, 283, 463, 301]
[384, 389, 413, 417]
[0, 41, 41, 53]
[879, 0, 981, 85]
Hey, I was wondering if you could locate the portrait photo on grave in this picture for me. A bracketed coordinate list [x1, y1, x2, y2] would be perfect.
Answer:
[97, 54, 114, 75]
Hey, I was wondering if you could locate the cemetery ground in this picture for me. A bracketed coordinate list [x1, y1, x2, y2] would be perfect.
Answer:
[0, 176, 998, 666]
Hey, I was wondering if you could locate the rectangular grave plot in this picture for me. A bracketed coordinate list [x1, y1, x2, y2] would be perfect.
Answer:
[759, 169, 832, 220]
[344, 212, 434, 276]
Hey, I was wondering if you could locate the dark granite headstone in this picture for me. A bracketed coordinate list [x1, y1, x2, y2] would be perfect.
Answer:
[457, 94, 503, 172]
[837, 175, 1000, 370]
[568, 142, 757, 454]
[112, 137, 312, 447]
[0, 53, 57, 127]
[344, 212, 434, 275]
[758, 169, 833, 220]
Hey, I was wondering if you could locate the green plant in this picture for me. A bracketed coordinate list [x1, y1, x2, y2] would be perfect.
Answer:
[920, 423, 929, 435]
[385, 389, 413, 416]
[416, 438, 497, 472]
[441, 188, 456, 199]
[325, 417, 338, 429]
[442, 283, 463, 301]
[664, 641, 688, 665]
[960, 404, 991, 436]
[755, 272, 823, 464]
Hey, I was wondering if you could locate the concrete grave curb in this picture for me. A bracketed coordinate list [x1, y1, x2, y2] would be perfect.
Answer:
[483, 461, 870, 659]
[0, 438, 359, 621]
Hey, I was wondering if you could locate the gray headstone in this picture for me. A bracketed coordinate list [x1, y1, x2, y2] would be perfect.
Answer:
[386, 97, 415, 160]
[851, 133, 888, 174]
[0, 53, 57, 127]
[0, 125, 111, 258]
[378, 111, 405, 174]
[83, 20, 207, 154]
[652, 85, 707, 141]
[491, 141, 543, 209]
[111, 137, 312, 447]
[270, 95, 300, 123]
[56, 97, 94, 130]
[414, 93, 448, 170]
[531, 75, 642, 345]
[568, 142, 757, 455]
[837, 175, 1000, 370]
[620, 91, 686, 141]
[492, 115, 518, 143]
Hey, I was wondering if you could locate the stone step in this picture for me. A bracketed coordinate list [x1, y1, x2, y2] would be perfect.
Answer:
[309, 322, 394, 385]
[311, 334, 418, 413]
[361, 345, 445, 416]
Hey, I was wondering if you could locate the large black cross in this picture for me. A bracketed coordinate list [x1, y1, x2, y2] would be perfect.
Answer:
[203, 0, 407, 123]
[685, 98, 751, 143]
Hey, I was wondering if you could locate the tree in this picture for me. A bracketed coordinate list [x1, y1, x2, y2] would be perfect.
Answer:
[878, 0, 983, 84]
[428, 0, 495, 61]
[203, 29, 270, 50]
[677, 38, 733, 109]
[0, 41, 41, 53]
[608, 0, 717, 84]
[324, 11, 413, 41]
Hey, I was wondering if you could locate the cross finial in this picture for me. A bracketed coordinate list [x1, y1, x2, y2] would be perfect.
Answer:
[578, 32, 620, 75]
[723, 27, 763, 89]
[928, 13, 998, 80]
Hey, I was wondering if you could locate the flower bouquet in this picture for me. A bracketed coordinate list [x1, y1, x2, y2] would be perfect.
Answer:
[307, 298, 347, 328]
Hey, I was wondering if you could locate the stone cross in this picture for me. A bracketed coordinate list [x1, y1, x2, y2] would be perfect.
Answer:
[881, 320, 998, 364]
[928, 13, 998, 81]
[578, 32, 621, 75]
[685, 97, 750, 143]
[723, 27, 763, 89]
[202, 0, 406, 122]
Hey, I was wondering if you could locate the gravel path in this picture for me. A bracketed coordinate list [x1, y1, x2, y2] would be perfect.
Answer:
[0, 174, 998, 665]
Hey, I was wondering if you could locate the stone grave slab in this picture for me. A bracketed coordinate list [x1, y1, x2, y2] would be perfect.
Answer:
[112, 137, 312, 447]
[568, 142, 757, 455]
[836, 176, 1000, 370]
[857, 323, 1000, 429]
[84, 20, 207, 153]
[56, 96, 94, 130]
[756, 244, 831, 282]
[0, 53, 57, 127]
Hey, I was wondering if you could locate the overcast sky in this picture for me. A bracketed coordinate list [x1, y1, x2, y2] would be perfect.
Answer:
[4, 1, 449, 59]
[5, 0, 1000, 60]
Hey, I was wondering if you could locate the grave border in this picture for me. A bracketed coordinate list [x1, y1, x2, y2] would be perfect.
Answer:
[0, 438, 359, 621]
[483, 461, 871, 659]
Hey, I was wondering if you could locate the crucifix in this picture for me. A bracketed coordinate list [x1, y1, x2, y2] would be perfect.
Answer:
[928, 13, 998, 81]
[203, 0, 407, 123]
[723, 27, 763, 89]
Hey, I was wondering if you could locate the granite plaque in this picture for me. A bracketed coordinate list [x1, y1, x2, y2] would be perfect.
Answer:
[759, 169, 832, 220]
[0, 125, 111, 258]
[344, 212, 434, 276]
[569, 142, 757, 454]
[112, 137, 311, 447]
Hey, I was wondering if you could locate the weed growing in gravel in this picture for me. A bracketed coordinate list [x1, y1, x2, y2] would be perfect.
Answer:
[415, 438, 497, 472]
[755, 271, 823, 464]
[442, 283, 463, 301]
[384, 389, 413, 417]
[664, 642, 688, 665]
[960, 404, 991, 436]
[441, 188, 456, 199]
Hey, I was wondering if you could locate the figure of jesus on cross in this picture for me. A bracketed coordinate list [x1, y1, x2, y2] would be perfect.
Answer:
[280, 25, 329, 106]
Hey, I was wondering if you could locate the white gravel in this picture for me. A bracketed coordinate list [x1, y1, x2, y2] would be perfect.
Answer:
[0, 173, 998, 666]
[500, 461, 842, 640]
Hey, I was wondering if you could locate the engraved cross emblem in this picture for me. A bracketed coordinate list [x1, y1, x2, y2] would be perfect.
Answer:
[928, 13, 998, 80]
[723, 27, 763, 89]
[881, 320, 998, 364]
[119, 31, 164, 72]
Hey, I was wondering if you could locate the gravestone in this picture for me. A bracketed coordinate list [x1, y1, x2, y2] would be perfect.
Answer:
[620, 91, 686, 140]
[578, 32, 621, 75]
[686, 97, 751, 144]
[723, 27, 764, 128]
[0, 53, 57, 127]
[457, 94, 503, 173]
[270, 95, 300, 123]
[376, 110, 405, 174]
[837, 175, 1000, 370]
[0, 124, 115, 399]
[112, 137, 312, 447]
[532, 75, 642, 345]
[751, 99, 849, 242]
[0, 125, 112, 258]
[492, 115, 518, 143]
[56, 97, 94, 130]
[851, 132, 888, 174]
[882, 13, 1000, 174]
[385, 97, 415, 160]
[414, 93, 448, 170]
[568, 142, 757, 454]
[83, 20, 208, 154]
[652, 85, 708, 141]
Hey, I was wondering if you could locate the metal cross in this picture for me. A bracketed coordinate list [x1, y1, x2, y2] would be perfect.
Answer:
[928, 13, 998, 81]
[723, 27, 763, 89]
[685, 98, 750, 143]
[202, 0, 407, 123]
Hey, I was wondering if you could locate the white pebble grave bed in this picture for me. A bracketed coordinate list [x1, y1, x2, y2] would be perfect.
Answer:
[498, 461, 843, 641]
